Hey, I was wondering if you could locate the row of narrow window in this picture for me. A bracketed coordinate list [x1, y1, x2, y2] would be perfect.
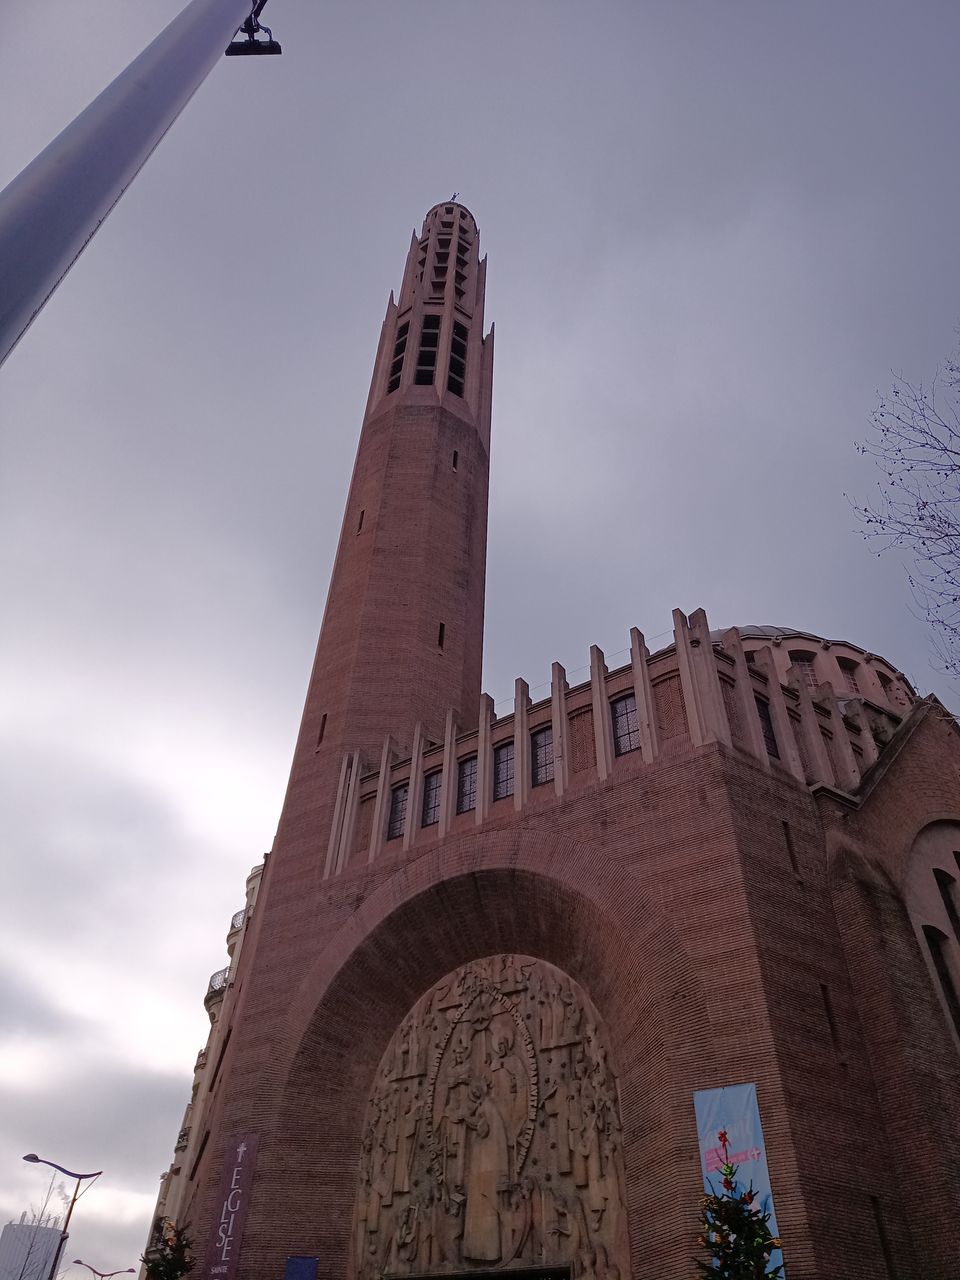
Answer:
[783, 648, 897, 701]
[386, 688, 785, 839]
[385, 692, 673, 841]
[613, 688, 780, 761]
[386, 315, 468, 397]
[386, 729, 555, 840]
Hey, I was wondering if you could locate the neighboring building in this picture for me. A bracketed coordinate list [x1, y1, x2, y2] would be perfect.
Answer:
[0, 1216, 62, 1280]
[150, 861, 264, 1242]
[149, 202, 960, 1279]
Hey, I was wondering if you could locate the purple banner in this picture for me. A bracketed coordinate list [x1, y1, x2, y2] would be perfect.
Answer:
[204, 1134, 259, 1280]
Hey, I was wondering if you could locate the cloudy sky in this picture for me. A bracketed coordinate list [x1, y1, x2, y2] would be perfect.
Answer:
[2, 0, 960, 1270]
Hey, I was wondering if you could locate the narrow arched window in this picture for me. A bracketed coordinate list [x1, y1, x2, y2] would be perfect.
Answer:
[923, 924, 960, 1035]
[788, 650, 819, 692]
[935, 869, 960, 943]
[837, 656, 861, 696]
[386, 783, 409, 840]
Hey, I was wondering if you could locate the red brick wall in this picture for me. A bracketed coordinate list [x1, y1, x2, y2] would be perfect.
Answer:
[184, 721, 960, 1280]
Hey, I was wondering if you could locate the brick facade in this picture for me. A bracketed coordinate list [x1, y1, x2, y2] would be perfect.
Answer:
[152, 205, 960, 1280]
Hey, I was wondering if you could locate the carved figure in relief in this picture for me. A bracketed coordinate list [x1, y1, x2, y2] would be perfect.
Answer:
[504, 1174, 546, 1264]
[467, 991, 497, 1065]
[394, 1091, 422, 1195]
[460, 1078, 509, 1262]
[545, 1187, 575, 1261]
[542, 1068, 573, 1176]
[388, 1200, 420, 1273]
[394, 1019, 424, 1080]
[538, 974, 560, 1048]
[352, 955, 626, 1280]
[558, 981, 583, 1046]
[435, 1186, 464, 1264]
[436, 1037, 472, 1192]
[408, 1186, 436, 1271]
[489, 1028, 527, 1160]
[456, 965, 482, 1003]
[494, 954, 534, 992]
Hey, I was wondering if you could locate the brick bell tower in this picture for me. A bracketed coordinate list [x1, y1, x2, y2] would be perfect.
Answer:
[174, 202, 496, 1270]
[279, 198, 493, 877]
[296, 199, 492, 769]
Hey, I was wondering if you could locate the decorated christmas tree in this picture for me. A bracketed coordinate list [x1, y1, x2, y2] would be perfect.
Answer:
[142, 1220, 195, 1280]
[695, 1130, 783, 1278]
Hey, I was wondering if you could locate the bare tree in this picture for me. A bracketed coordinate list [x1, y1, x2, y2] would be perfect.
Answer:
[855, 339, 960, 678]
[14, 1177, 67, 1280]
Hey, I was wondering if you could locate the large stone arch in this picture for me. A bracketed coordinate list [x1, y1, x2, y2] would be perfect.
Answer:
[240, 829, 717, 1280]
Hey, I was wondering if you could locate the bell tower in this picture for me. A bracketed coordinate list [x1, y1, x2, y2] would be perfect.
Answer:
[288, 200, 493, 794]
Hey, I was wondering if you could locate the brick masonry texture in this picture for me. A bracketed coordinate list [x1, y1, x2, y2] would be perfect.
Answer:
[183, 727, 960, 1280]
[171, 205, 960, 1280]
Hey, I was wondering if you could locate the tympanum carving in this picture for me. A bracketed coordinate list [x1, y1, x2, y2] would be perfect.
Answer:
[353, 956, 626, 1280]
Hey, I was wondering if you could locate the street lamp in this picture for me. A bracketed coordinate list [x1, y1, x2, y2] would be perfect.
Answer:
[22, 1155, 103, 1280]
[74, 1262, 135, 1280]
[0, 0, 282, 370]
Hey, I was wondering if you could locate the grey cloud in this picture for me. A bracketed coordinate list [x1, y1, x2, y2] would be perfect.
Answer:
[0, 743, 193, 929]
[0, 1064, 188, 1187]
[0, 969, 87, 1041]
[2, 0, 960, 1256]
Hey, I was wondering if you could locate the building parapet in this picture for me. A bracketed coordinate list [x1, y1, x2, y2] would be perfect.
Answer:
[321, 608, 911, 880]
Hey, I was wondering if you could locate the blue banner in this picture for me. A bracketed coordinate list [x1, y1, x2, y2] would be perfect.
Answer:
[283, 1259, 317, 1280]
[693, 1083, 784, 1276]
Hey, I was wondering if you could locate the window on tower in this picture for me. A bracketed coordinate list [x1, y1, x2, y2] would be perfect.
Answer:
[493, 741, 515, 801]
[387, 321, 409, 394]
[386, 783, 409, 840]
[611, 693, 640, 756]
[456, 756, 477, 813]
[421, 771, 442, 828]
[415, 315, 441, 385]
[448, 322, 468, 396]
[531, 726, 555, 787]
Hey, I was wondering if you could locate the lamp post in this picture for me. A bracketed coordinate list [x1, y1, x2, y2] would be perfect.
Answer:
[74, 1262, 135, 1280]
[0, 0, 280, 371]
[22, 1155, 102, 1280]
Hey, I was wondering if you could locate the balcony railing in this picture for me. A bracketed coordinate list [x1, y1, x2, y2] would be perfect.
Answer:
[204, 967, 230, 1010]
[229, 907, 246, 933]
[175, 1126, 190, 1151]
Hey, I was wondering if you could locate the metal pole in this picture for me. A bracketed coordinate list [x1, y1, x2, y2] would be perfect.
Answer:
[47, 1177, 83, 1280]
[0, 0, 255, 370]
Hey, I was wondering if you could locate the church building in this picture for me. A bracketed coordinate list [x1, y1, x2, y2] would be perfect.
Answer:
[149, 202, 960, 1280]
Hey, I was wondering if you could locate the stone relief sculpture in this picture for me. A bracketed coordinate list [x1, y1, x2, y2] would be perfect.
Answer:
[353, 956, 627, 1280]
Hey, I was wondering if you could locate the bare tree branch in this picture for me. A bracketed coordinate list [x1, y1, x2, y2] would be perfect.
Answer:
[852, 337, 960, 680]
